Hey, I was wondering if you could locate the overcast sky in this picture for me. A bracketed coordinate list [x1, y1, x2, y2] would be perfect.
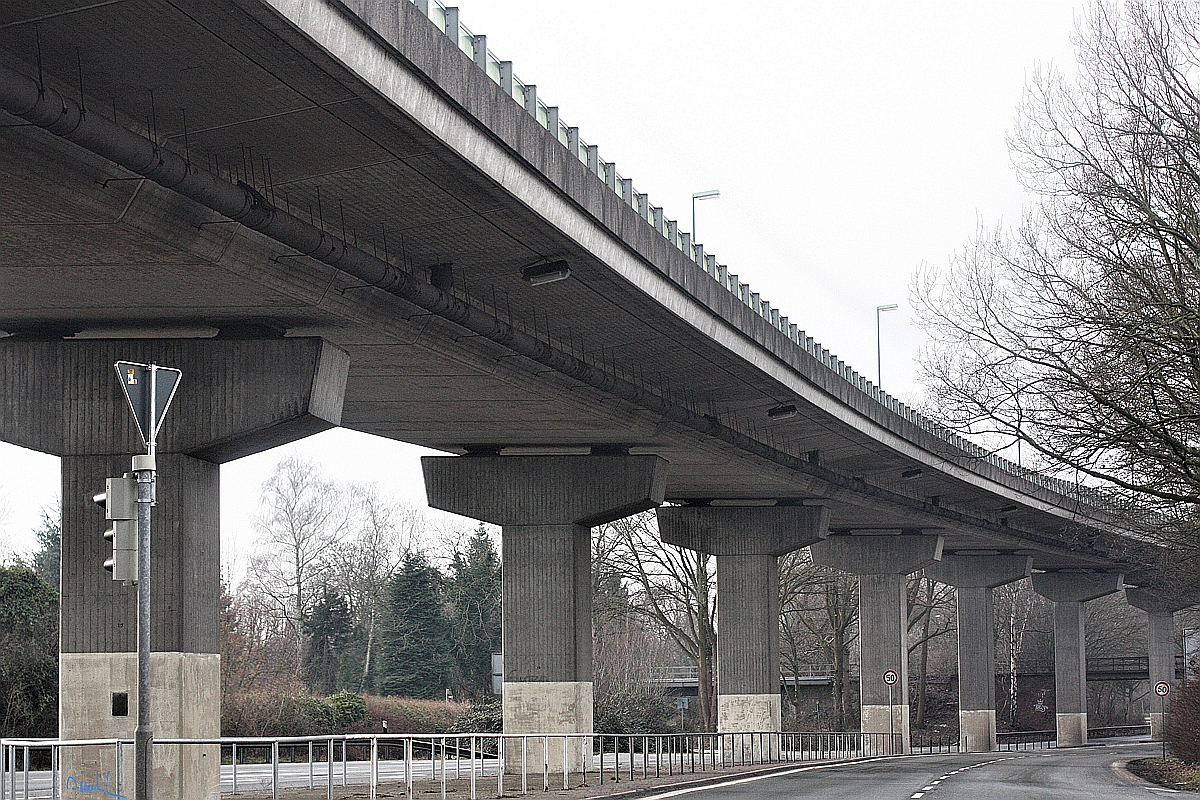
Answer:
[0, 0, 1087, 573]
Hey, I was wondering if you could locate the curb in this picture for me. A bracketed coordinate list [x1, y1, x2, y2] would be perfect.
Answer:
[570, 755, 916, 800]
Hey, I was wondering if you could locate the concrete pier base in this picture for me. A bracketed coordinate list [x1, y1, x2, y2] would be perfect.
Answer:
[926, 554, 1031, 753]
[657, 503, 828, 752]
[861, 704, 908, 754]
[717, 694, 782, 762]
[0, 337, 348, 800]
[959, 709, 997, 753]
[424, 453, 667, 773]
[810, 533, 943, 755]
[1031, 571, 1122, 748]
[60, 653, 220, 800]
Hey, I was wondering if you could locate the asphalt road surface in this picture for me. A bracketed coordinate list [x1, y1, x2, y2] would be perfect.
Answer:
[647, 738, 1189, 799]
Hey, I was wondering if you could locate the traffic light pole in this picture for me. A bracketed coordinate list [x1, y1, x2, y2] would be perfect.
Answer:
[133, 452, 155, 800]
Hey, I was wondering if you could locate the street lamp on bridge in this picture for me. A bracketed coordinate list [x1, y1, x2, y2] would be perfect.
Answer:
[692, 189, 721, 243]
[876, 303, 899, 387]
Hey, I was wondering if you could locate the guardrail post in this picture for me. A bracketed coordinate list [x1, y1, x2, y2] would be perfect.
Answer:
[326, 739, 333, 800]
[370, 737, 378, 800]
[309, 740, 314, 789]
[272, 741, 279, 800]
[470, 736, 477, 800]
[497, 737, 505, 798]
[405, 738, 413, 800]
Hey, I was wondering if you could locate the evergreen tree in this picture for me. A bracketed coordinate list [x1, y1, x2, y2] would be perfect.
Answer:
[0, 566, 58, 736]
[377, 550, 454, 698]
[24, 506, 60, 592]
[446, 525, 502, 700]
[303, 588, 354, 695]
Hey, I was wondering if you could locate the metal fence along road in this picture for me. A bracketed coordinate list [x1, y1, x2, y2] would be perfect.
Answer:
[1, 731, 901, 800]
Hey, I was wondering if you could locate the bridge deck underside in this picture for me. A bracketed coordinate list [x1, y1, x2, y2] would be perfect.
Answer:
[0, 0, 1149, 574]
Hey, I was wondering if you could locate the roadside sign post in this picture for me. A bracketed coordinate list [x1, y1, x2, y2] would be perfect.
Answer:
[114, 361, 182, 800]
[1154, 681, 1171, 759]
[883, 669, 899, 754]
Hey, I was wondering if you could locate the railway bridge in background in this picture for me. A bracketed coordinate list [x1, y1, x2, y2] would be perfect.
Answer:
[0, 0, 1194, 797]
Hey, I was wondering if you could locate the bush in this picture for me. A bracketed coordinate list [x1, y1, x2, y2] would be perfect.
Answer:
[361, 695, 467, 733]
[330, 690, 368, 728]
[594, 692, 675, 734]
[450, 701, 503, 734]
[223, 690, 368, 737]
[1166, 682, 1200, 763]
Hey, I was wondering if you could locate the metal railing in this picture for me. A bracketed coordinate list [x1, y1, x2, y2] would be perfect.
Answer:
[395, 0, 1127, 517]
[1, 731, 900, 800]
[996, 724, 1149, 750]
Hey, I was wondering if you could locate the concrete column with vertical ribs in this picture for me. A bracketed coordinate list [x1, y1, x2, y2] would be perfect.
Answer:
[422, 453, 667, 770]
[657, 504, 830, 759]
[925, 555, 1032, 752]
[809, 533, 944, 754]
[0, 337, 349, 800]
[1030, 571, 1123, 747]
[1125, 588, 1192, 741]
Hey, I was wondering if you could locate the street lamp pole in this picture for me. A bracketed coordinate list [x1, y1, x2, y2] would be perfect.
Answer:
[692, 189, 720, 242]
[876, 304, 899, 387]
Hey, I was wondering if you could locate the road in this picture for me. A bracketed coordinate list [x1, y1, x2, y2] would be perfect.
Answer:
[654, 739, 1189, 799]
[8, 738, 1185, 799]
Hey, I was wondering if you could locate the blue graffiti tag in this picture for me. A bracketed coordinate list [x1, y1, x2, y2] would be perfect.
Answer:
[63, 771, 125, 798]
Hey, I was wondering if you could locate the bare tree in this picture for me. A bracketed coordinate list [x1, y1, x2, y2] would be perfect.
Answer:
[595, 513, 718, 730]
[908, 575, 956, 729]
[779, 549, 859, 730]
[331, 487, 419, 692]
[241, 457, 348, 675]
[913, 1, 1200, 568]
[994, 580, 1040, 729]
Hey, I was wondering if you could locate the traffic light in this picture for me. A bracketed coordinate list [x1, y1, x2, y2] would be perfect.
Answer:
[93, 476, 137, 584]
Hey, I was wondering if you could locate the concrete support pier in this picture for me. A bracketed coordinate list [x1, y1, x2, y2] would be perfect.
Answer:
[1030, 571, 1122, 747]
[657, 504, 829, 759]
[1125, 588, 1187, 741]
[810, 533, 943, 754]
[423, 453, 667, 770]
[925, 555, 1032, 752]
[0, 337, 349, 800]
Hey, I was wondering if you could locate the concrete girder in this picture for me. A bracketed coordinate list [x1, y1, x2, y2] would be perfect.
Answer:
[422, 454, 667, 770]
[926, 555, 1032, 752]
[1031, 571, 1123, 748]
[656, 504, 828, 756]
[0, 337, 349, 800]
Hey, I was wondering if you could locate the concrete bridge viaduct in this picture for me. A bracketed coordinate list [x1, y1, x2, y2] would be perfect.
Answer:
[0, 0, 1189, 796]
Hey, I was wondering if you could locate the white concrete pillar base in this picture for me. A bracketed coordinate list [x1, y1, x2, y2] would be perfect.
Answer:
[60, 652, 220, 800]
[502, 681, 593, 773]
[1150, 711, 1165, 742]
[861, 703, 910, 754]
[1056, 712, 1087, 747]
[718, 694, 781, 762]
[959, 709, 996, 752]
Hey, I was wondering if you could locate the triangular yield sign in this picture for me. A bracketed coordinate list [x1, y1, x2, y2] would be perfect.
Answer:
[114, 361, 182, 449]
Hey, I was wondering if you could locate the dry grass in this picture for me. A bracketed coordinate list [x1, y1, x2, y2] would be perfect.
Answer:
[1127, 758, 1200, 792]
